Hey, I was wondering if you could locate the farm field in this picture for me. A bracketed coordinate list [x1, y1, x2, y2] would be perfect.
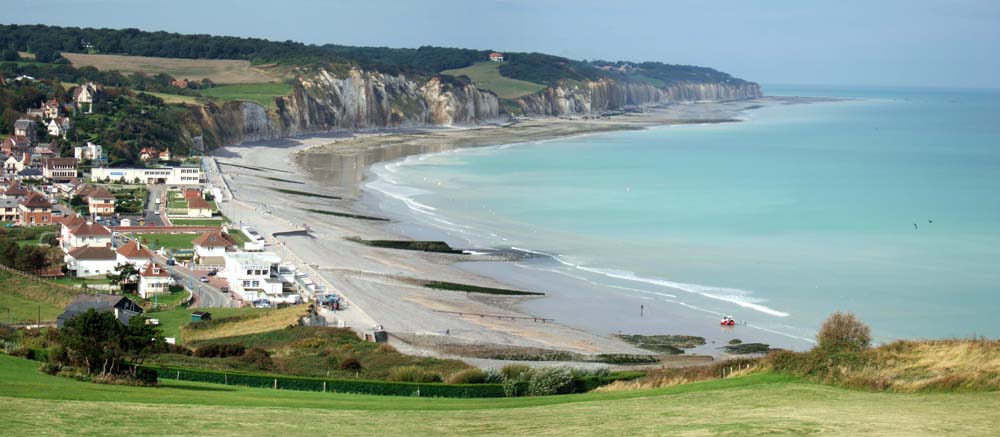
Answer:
[61, 52, 283, 84]
[440, 62, 546, 99]
[196, 82, 293, 108]
[1, 354, 998, 435]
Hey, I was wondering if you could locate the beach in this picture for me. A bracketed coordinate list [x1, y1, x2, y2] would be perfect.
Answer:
[207, 96, 821, 362]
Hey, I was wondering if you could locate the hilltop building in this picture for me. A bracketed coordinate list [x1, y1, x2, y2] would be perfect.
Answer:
[489, 52, 504, 62]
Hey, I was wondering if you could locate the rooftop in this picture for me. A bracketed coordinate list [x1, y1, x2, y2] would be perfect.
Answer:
[226, 251, 281, 266]
[68, 245, 116, 260]
[117, 240, 153, 258]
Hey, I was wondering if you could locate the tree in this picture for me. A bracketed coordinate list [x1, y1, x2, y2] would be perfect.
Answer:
[57, 309, 162, 379]
[817, 312, 872, 352]
[106, 262, 140, 293]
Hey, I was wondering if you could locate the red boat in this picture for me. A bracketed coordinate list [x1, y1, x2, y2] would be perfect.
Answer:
[720, 315, 736, 326]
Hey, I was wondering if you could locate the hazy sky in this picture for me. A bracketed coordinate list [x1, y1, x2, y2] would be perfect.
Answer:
[5, 0, 1000, 88]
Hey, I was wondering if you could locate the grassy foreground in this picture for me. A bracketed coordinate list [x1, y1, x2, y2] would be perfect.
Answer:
[1, 354, 998, 435]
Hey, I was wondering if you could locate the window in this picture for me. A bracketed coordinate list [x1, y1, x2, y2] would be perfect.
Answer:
[246, 269, 253, 275]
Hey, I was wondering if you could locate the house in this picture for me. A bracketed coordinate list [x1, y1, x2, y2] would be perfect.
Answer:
[56, 294, 143, 328]
[170, 79, 189, 89]
[159, 149, 171, 161]
[15, 167, 43, 181]
[2, 135, 32, 155]
[13, 119, 37, 144]
[116, 240, 154, 267]
[0, 198, 18, 222]
[73, 142, 103, 161]
[26, 107, 45, 119]
[46, 117, 71, 139]
[90, 166, 203, 185]
[0, 182, 29, 200]
[192, 229, 237, 266]
[59, 215, 113, 251]
[221, 251, 284, 302]
[186, 195, 213, 218]
[35, 139, 60, 157]
[65, 245, 117, 277]
[3, 152, 29, 175]
[42, 157, 77, 182]
[42, 99, 62, 120]
[73, 82, 99, 114]
[18, 192, 51, 226]
[82, 186, 115, 215]
[489, 52, 504, 62]
[138, 147, 155, 161]
[138, 262, 173, 299]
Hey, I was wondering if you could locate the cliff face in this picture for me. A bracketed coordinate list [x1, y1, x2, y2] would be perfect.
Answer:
[188, 68, 762, 148]
[189, 67, 502, 148]
[512, 80, 763, 116]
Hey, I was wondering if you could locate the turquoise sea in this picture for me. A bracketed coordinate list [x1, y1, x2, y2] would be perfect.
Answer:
[367, 85, 1000, 347]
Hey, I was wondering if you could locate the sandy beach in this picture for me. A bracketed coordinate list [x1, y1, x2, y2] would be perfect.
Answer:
[208, 96, 820, 363]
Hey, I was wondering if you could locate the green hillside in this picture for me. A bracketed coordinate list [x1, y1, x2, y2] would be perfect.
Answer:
[441, 62, 546, 98]
[1, 354, 997, 435]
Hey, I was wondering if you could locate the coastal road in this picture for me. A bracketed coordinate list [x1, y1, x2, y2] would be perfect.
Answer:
[143, 184, 166, 226]
[113, 233, 233, 308]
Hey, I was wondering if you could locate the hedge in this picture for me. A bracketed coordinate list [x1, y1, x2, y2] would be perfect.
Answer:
[149, 366, 507, 398]
[572, 371, 646, 393]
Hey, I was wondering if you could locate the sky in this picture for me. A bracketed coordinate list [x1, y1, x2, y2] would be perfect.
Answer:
[5, 0, 1000, 89]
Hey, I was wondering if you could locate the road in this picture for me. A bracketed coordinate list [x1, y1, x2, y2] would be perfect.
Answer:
[156, 255, 234, 308]
[114, 234, 234, 308]
[143, 184, 167, 226]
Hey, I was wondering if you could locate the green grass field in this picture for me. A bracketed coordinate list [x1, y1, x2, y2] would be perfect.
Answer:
[168, 219, 226, 226]
[152, 307, 266, 344]
[197, 82, 293, 108]
[441, 62, 546, 98]
[0, 354, 997, 435]
[0, 271, 78, 323]
[128, 233, 199, 251]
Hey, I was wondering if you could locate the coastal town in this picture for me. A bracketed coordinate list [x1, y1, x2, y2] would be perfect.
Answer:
[1, 76, 349, 344]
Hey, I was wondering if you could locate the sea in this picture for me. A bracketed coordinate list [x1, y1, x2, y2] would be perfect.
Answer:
[364, 85, 1000, 349]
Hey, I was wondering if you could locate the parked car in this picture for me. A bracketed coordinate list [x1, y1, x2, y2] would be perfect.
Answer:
[207, 270, 217, 276]
[220, 286, 229, 293]
[199, 277, 208, 283]
[166, 258, 176, 266]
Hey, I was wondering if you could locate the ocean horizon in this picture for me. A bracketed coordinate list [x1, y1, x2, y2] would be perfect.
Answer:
[364, 85, 1000, 349]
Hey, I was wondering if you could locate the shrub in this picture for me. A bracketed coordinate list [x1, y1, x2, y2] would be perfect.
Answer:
[194, 343, 246, 358]
[527, 367, 575, 396]
[729, 339, 742, 345]
[817, 312, 871, 352]
[446, 368, 486, 384]
[148, 366, 506, 398]
[240, 347, 273, 371]
[339, 357, 362, 371]
[482, 369, 504, 384]
[501, 364, 531, 381]
[388, 366, 443, 383]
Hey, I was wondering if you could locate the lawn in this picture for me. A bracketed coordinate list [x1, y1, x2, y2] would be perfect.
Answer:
[197, 82, 294, 108]
[441, 62, 546, 99]
[128, 233, 199, 251]
[169, 219, 226, 226]
[0, 354, 998, 435]
[143, 91, 200, 105]
[152, 307, 266, 344]
[0, 271, 78, 323]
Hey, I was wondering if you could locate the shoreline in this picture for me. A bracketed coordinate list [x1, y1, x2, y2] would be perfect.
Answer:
[210, 96, 828, 363]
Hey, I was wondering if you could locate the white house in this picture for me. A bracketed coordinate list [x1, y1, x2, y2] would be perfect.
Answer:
[116, 240, 154, 267]
[46, 117, 71, 139]
[90, 166, 203, 185]
[138, 262, 173, 299]
[192, 229, 237, 266]
[65, 245, 117, 277]
[59, 215, 112, 251]
[489, 52, 504, 62]
[74, 142, 103, 161]
[73, 82, 98, 114]
[221, 251, 284, 302]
